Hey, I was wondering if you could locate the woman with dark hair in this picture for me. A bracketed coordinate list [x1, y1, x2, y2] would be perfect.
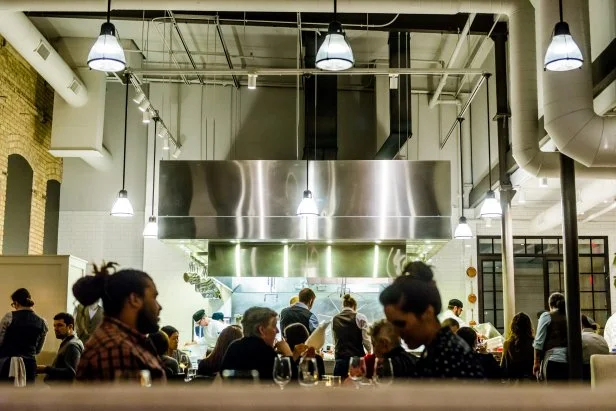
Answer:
[332, 294, 372, 378]
[161, 325, 191, 370]
[379, 262, 484, 379]
[197, 325, 243, 377]
[533, 292, 568, 381]
[149, 331, 180, 377]
[0, 288, 48, 383]
[283, 323, 326, 379]
[501, 312, 535, 380]
[73, 262, 166, 383]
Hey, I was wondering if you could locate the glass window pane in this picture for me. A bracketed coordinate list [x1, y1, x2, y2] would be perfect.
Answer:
[594, 293, 607, 310]
[482, 261, 494, 273]
[578, 238, 591, 254]
[579, 257, 592, 273]
[548, 261, 561, 274]
[580, 274, 593, 291]
[493, 238, 502, 254]
[496, 293, 503, 310]
[514, 240, 526, 255]
[483, 274, 494, 291]
[526, 238, 542, 254]
[558, 241, 563, 255]
[591, 238, 605, 254]
[484, 292, 494, 309]
[494, 274, 503, 292]
[594, 310, 608, 328]
[593, 274, 607, 291]
[549, 274, 561, 292]
[479, 238, 493, 254]
[543, 238, 558, 254]
[592, 257, 606, 273]
[495, 261, 502, 273]
[496, 310, 504, 329]
[483, 310, 495, 325]
[580, 292, 594, 310]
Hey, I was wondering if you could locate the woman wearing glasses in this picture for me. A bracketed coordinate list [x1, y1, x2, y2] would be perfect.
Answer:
[0, 288, 48, 384]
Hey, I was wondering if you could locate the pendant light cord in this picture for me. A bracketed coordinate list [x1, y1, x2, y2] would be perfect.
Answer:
[485, 74, 492, 189]
[458, 117, 465, 217]
[333, 0, 337, 21]
[107, 0, 112, 23]
[558, 0, 563, 23]
[151, 119, 157, 215]
[122, 73, 129, 191]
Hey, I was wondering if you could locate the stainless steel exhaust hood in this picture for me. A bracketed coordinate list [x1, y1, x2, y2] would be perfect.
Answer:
[157, 160, 451, 241]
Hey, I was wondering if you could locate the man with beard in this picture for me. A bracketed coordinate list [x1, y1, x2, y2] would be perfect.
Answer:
[36, 312, 84, 384]
[72, 262, 165, 383]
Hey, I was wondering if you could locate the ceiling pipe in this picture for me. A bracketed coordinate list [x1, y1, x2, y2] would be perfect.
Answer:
[0, 11, 88, 107]
[540, 0, 616, 168]
[428, 13, 476, 109]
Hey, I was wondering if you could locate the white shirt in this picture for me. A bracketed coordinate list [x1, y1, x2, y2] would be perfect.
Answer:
[196, 319, 227, 349]
[438, 309, 468, 328]
[603, 312, 616, 350]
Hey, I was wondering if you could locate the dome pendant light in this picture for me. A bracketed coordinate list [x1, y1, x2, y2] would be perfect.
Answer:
[454, 118, 473, 239]
[87, 0, 126, 72]
[143, 116, 160, 238]
[111, 74, 134, 217]
[544, 0, 583, 71]
[316, 0, 354, 71]
[479, 74, 502, 219]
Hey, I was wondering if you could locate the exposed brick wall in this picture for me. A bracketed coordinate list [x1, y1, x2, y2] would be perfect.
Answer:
[0, 35, 63, 254]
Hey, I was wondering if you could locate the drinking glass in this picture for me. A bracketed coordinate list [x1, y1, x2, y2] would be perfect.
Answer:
[373, 358, 394, 386]
[184, 367, 197, 382]
[298, 357, 319, 387]
[273, 357, 292, 390]
[348, 356, 366, 388]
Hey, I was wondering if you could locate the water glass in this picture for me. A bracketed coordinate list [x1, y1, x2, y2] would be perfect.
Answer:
[273, 357, 292, 390]
[298, 357, 319, 387]
[348, 356, 366, 388]
[373, 357, 394, 386]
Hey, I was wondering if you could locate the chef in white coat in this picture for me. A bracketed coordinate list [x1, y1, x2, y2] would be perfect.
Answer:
[438, 298, 468, 328]
[192, 309, 227, 354]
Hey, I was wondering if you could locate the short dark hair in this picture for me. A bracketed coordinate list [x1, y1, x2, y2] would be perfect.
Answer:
[548, 292, 565, 313]
[149, 331, 169, 356]
[379, 261, 442, 316]
[448, 299, 463, 309]
[441, 318, 460, 330]
[53, 312, 75, 327]
[72, 262, 153, 318]
[284, 323, 309, 351]
[11, 288, 34, 307]
[457, 327, 478, 349]
[298, 288, 316, 305]
[161, 325, 179, 337]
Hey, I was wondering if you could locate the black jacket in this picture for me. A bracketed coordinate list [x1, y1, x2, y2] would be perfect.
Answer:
[280, 305, 314, 334]
[221, 336, 295, 381]
[44, 335, 84, 384]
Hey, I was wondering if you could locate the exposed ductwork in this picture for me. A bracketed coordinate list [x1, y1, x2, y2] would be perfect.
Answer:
[540, 0, 616, 168]
[0, 12, 87, 107]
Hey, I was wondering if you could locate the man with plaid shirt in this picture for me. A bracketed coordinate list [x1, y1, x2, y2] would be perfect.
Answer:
[72, 263, 166, 383]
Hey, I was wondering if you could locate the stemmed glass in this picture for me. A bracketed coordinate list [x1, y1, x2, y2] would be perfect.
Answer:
[298, 357, 319, 387]
[348, 356, 366, 388]
[273, 357, 292, 390]
[373, 358, 394, 386]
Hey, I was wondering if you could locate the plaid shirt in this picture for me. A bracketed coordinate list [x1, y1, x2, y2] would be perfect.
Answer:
[76, 316, 166, 384]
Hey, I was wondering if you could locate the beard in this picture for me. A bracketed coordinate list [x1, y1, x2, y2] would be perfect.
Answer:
[136, 306, 160, 335]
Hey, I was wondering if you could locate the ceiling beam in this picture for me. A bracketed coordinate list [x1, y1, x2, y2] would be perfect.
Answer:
[592, 37, 616, 98]
[26, 11, 508, 35]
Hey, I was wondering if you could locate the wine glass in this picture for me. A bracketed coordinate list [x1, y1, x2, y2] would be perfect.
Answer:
[373, 358, 394, 386]
[273, 357, 292, 390]
[348, 356, 366, 388]
[298, 357, 319, 387]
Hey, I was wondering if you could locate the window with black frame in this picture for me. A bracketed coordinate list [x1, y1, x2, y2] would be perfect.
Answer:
[477, 236, 610, 334]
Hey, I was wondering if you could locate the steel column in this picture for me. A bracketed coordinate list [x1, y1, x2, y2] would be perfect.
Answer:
[492, 31, 515, 336]
[560, 153, 583, 381]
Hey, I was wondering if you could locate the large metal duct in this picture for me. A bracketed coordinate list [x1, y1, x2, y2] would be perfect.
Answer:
[0, 12, 87, 107]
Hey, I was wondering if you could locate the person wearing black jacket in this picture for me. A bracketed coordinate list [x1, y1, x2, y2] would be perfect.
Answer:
[37, 312, 83, 384]
[221, 307, 303, 382]
[367, 319, 417, 379]
[283, 323, 326, 379]
[457, 327, 501, 380]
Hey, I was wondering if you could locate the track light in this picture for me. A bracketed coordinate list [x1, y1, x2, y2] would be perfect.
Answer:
[133, 92, 146, 104]
[389, 75, 399, 90]
[172, 146, 182, 159]
[248, 74, 257, 90]
[162, 138, 170, 151]
[142, 110, 151, 124]
[157, 127, 169, 139]
[138, 99, 150, 112]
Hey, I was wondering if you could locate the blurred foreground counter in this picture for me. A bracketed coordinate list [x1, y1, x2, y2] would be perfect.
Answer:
[0, 384, 610, 410]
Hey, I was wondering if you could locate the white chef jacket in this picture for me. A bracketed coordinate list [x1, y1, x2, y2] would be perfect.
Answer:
[438, 309, 468, 328]
[603, 312, 616, 350]
[196, 319, 227, 349]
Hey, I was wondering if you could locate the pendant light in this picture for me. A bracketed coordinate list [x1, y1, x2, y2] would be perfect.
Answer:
[316, 0, 354, 71]
[87, 0, 126, 72]
[143, 117, 159, 238]
[544, 0, 583, 71]
[454, 118, 473, 239]
[479, 74, 502, 219]
[111, 74, 134, 217]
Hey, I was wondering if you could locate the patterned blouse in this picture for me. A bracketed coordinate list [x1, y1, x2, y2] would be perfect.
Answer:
[416, 327, 485, 379]
[76, 316, 166, 384]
